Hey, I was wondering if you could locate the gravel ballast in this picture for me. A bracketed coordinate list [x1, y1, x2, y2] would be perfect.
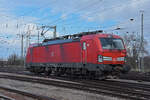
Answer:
[0, 78, 123, 100]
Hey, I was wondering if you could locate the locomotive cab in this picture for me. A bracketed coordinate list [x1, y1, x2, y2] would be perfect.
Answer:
[81, 33, 130, 77]
[97, 34, 130, 76]
[98, 35, 126, 64]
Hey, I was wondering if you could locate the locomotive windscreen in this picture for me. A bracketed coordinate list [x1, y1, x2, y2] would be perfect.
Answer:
[100, 38, 124, 50]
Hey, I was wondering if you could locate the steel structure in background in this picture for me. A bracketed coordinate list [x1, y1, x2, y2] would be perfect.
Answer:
[17, 34, 25, 59]
[21, 34, 24, 59]
[40, 25, 57, 38]
[24, 25, 57, 56]
[139, 11, 144, 72]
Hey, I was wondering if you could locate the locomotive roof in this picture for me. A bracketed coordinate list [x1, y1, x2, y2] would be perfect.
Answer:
[30, 30, 122, 47]
[81, 33, 121, 39]
[31, 38, 80, 47]
[43, 30, 103, 42]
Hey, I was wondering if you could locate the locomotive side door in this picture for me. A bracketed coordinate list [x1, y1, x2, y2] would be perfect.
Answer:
[82, 40, 94, 64]
[82, 41, 87, 64]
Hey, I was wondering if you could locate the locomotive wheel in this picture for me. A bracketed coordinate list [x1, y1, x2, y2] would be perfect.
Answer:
[44, 67, 51, 76]
[55, 67, 62, 76]
[28, 67, 35, 73]
[44, 71, 50, 76]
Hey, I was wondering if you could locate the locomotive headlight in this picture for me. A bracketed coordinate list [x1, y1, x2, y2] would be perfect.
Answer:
[117, 57, 124, 61]
[103, 56, 112, 61]
[98, 55, 103, 62]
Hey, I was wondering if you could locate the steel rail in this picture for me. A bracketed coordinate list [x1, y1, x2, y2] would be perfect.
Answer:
[0, 94, 15, 100]
[0, 86, 55, 100]
[0, 74, 149, 100]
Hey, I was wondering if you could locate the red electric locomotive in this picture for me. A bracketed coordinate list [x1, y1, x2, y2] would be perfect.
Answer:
[25, 31, 130, 79]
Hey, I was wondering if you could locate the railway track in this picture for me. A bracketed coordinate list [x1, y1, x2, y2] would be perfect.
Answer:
[0, 85, 55, 100]
[120, 75, 150, 82]
[119, 71, 150, 82]
[0, 73, 150, 100]
[1, 66, 150, 82]
[0, 94, 15, 100]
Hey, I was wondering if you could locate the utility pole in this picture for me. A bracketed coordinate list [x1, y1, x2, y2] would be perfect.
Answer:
[140, 10, 144, 72]
[21, 34, 24, 59]
[38, 30, 40, 44]
[36, 26, 40, 44]
[28, 25, 31, 46]
[17, 34, 24, 59]
[17, 33, 25, 65]
[53, 26, 56, 38]
[25, 25, 31, 55]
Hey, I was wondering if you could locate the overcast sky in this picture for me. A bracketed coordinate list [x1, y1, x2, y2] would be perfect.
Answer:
[0, 0, 150, 59]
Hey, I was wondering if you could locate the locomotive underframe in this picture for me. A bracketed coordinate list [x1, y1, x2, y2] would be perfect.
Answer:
[25, 63, 130, 78]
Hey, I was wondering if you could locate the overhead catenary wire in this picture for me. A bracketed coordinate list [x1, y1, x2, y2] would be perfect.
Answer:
[0, 0, 145, 30]
[54, 0, 143, 27]
[14, 0, 58, 18]
[35, 0, 83, 23]
[0, 0, 58, 28]
[38, 0, 103, 25]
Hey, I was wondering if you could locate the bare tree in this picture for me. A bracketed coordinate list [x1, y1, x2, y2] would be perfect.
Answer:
[7, 54, 24, 65]
[122, 32, 148, 70]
